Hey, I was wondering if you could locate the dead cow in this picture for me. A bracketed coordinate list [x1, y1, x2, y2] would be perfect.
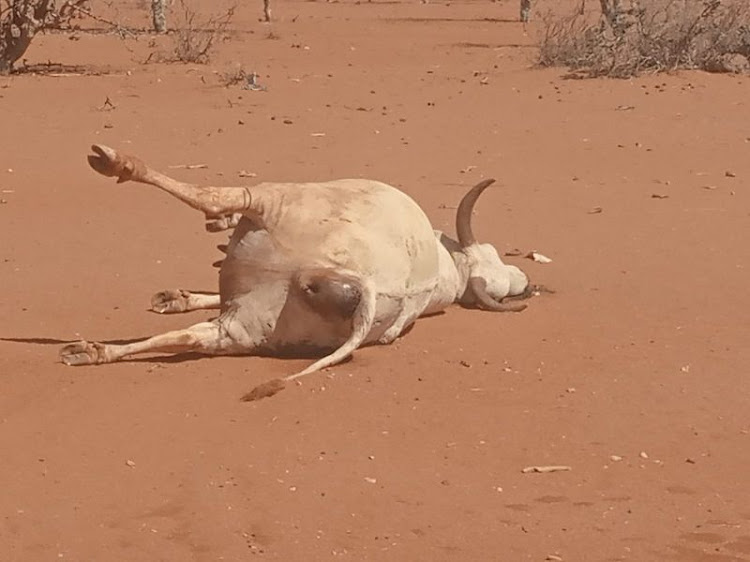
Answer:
[61, 145, 544, 400]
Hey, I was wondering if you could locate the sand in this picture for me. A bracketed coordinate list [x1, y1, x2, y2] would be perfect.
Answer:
[1, 1, 749, 560]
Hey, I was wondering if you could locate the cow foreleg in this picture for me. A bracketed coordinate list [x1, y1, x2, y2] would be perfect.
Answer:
[60, 320, 239, 366]
[87, 144, 253, 218]
[150, 290, 222, 314]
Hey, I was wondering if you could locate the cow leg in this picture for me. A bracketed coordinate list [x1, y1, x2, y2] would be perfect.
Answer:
[60, 320, 241, 366]
[150, 289, 222, 314]
[87, 144, 252, 218]
[378, 308, 418, 345]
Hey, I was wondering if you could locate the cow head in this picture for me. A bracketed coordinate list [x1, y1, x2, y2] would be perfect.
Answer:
[452, 179, 532, 312]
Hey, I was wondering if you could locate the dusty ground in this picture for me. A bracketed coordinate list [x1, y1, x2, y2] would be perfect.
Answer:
[1, 0, 749, 560]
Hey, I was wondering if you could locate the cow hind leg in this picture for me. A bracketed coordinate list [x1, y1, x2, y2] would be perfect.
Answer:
[60, 320, 238, 366]
[87, 144, 252, 218]
[378, 312, 417, 345]
[150, 289, 222, 314]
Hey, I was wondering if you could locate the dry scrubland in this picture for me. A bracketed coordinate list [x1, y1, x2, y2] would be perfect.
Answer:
[1, 0, 749, 560]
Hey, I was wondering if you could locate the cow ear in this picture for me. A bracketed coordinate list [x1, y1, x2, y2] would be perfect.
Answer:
[294, 269, 363, 319]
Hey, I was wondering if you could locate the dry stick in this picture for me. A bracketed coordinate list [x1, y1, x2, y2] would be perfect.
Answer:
[168, 164, 208, 169]
[67, 4, 139, 38]
[521, 465, 572, 474]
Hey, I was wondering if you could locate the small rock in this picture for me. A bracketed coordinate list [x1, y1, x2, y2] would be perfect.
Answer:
[610, 455, 623, 462]
[125, 459, 136, 468]
[639, 451, 649, 459]
[526, 251, 553, 264]
[725, 171, 736, 178]
[364, 477, 377, 484]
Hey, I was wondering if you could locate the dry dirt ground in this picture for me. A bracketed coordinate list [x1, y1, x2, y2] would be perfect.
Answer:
[1, 1, 749, 560]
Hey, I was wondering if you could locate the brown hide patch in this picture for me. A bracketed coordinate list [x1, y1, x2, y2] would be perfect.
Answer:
[293, 269, 362, 319]
[219, 217, 294, 302]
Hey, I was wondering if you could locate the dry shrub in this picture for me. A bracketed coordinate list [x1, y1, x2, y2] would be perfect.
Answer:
[0, 0, 90, 73]
[538, 0, 750, 78]
[219, 64, 248, 86]
[151, 0, 235, 64]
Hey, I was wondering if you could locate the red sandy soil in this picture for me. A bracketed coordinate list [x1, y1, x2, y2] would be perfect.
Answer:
[1, 1, 749, 560]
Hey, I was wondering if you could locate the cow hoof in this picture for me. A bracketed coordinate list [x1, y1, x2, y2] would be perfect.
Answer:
[151, 289, 190, 314]
[88, 144, 145, 183]
[60, 341, 105, 366]
[205, 212, 242, 233]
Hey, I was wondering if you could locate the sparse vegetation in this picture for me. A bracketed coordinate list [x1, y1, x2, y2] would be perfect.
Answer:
[146, 0, 235, 64]
[172, 0, 234, 63]
[219, 66, 265, 90]
[538, 0, 750, 78]
[0, 0, 89, 74]
[219, 64, 248, 86]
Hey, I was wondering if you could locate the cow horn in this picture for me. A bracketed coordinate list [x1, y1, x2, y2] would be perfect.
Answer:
[456, 178, 496, 248]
